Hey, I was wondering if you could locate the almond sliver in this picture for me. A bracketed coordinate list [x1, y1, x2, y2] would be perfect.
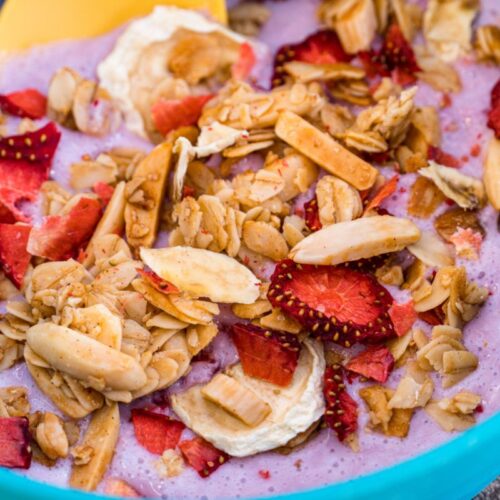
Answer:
[290, 215, 420, 265]
[140, 246, 260, 304]
[275, 111, 378, 190]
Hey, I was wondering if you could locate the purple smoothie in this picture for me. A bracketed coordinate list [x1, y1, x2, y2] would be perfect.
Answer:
[1, 0, 500, 498]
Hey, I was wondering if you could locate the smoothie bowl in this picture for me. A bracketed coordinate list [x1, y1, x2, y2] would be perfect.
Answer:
[0, 0, 499, 498]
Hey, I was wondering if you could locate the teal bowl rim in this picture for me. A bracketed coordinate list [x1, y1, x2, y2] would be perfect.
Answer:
[1, 410, 500, 500]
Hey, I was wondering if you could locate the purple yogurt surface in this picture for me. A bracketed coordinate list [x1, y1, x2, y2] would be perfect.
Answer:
[1, 0, 500, 498]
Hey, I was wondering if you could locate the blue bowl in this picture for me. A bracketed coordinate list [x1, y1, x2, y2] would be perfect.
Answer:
[1, 411, 499, 499]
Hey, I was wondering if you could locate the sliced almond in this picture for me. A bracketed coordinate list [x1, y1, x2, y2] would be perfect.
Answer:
[335, 0, 377, 53]
[484, 137, 500, 210]
[201, 373, 271, 427]
[242, 221, 289, 261]
[69, 403, 120, 491]
[275, 111, 378, 190]
[290, 215, 420, 265]
[408, 230, 454, 268]
[125, 142, 172, 250]
[140, 247, 260, 304]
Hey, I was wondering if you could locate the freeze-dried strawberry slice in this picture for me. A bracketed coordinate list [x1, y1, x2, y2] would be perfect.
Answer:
[92, 182, 115, 207]
[232, 42, 256, 80]
[388, 300, 417, 337]
[364, 175, 399, 213]
[0, 88, 47, 119]
[231, 323, 301, 387]
[268, 260, 395, 346]
[272, 30, 351, 87]
[0, 223, 31, 288]
[304, 197, 322, 232]
[0, 417, 32, 469]
[428, 146, 461, 168]
[27, 197, 101, 261]
[487, 79, 500, 139]
[0, 122, 60, 165]
[360, 24, 420, 85]
[345, 346, 394, 383]
[323, 364, 358, 442]
[151, 94, 214, 136]
[418, 307, 445, 326]
[269, 260, 395, 344]
[179, 437, 229, 478]
[131, 409, 185, 455]
[137, 269, 179, 295]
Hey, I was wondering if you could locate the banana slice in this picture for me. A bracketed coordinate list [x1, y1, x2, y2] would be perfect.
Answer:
[290, 215, 421, 265]
[26, 323, 147, 392]
[140, 246, 260, 304]
[71, 304, 122, 349]
[201, 373, 271, 427]
[171, 339, 325, 457]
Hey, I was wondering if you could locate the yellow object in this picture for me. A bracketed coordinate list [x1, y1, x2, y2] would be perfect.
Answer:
[0, 0, 227, 50]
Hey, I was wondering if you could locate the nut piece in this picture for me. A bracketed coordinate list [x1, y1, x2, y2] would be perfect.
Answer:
[70, 403, 120, 491]
[242, 221, 289, 261]
[125, 142, 173, 250]
[483, 137, 500, 210]
[425, 399, 475, 432]
[407, 230, 454, 268]
[290, 215, 420, 265]
[275, 111, 378, 190]
[26, 323, 147, 392]
[140, 247, 260, 304]
[201, 373, 272, 427]
[35, 412, 69, 460]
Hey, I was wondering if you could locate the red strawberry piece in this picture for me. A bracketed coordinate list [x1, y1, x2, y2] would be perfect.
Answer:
[268, 260, 395, 347]
[0, 417, 32, 469]
[178, 436, 229, 478]
[364, 175, 399, 213]
[0, 122, 60, 166]
[418, 307, 445, 326]
[345, 346, 394, 383]
[0, 88, 47, 119]
[303, 196, 322, 232]
[323, 365, 358, 442]
[388, 300, 417, 337]
[27, 197, 102, 261]
[92, 182, 115, 207]
[131, 409, 185, 455]
[258, 470, 271, 479]
[104, 478, 141, 498]
[137, 269, 179, 295]
[0, 223, 31, 288]
[182, 185, 196, 199]
[487, 79, 500, 139]
[272, 30, 351, 87]
[151, 94, 214, 136]
[428, 145, 461, 168]
[232, 42, 257, 80]
[360, 24, 420, 85]
[231, 323, 301, 387]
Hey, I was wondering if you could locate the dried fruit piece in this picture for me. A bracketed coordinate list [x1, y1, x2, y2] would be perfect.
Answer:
[364, 175, 398, 213]
[272, 30, 351, 86]
[304, 197, 322, 232]
[483, 137, 500, 209]
[137, 269, 179, 295]
[275, 111, 377, 190]
[131, 409, 185, 455]
[268, 260, 395, 346]
[323, 364, 358, 441]
[0, 417, 31, 469]
[27, 197, 102, 261]
[141, 247, 260, 304]
[104, 478, 141, 498]
[360, 24, 420, 84]
[0, 88, 46, 119]
[179, 437, 229, 478]
[201, 373, 271, 427]
[290, 215, 420, 265]
[231, 323, 300, 387]
[231, 43, 256, 80]
[388, 301, 417, 337]
[407, 176, 445, 218]
[427, 146, 461, 168]
[345, 346, 394, 383]
[0, 224, 31, 288]
[487, 79, 500, 139]
[151, 95, 213, 136]
[92, 182, 114, 207]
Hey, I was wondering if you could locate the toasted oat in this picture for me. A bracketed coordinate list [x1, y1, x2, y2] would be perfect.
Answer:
[425, 400, 475, 432]
[484, 137, 500, 210]
[232, 300, 273, 320]
[243, 220, 289, 261]
[375, 262, 404, 287]
[275, 111, 377, 190]
[186, 323, 218, 356]
[438, 391, 481, 414]
[0, 386, 30, 417]
[388, 361, 434, 409]
[283, 61, 365, 83]
[229, 2, 270, 36]
[320, 103, 354, 136]
[35, 412, 69, 460]
[419, 161, 485, 209]
[391, 0, 422, 41]
[475, 25, 500, 64]
[70, 154, 118, 191]
[259, 308, 303, 334]
[329, 79, 372, 107]
[386, 330, 413, 363]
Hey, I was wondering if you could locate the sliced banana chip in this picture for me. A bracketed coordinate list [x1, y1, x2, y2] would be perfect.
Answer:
[171, 339, 325, 457]
[140, 246, 261, 304]
[290, 215, 421, 265]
